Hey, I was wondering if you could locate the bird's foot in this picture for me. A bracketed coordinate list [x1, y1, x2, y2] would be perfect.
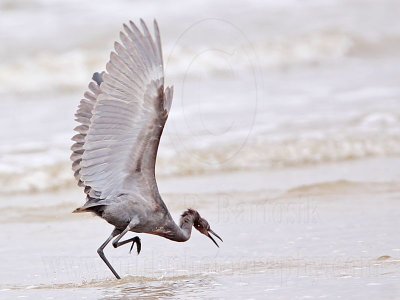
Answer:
[129, 236, 141, 255]
[112, 235, 141, 255]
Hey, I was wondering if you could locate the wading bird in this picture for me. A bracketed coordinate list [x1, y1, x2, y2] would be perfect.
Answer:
[71, 20, 222, 279]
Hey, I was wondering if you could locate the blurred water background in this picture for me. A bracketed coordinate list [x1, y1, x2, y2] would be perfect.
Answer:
[1, 0, 399, 193]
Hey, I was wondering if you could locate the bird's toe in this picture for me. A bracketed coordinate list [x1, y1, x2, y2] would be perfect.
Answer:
[129, 236, 141, 255]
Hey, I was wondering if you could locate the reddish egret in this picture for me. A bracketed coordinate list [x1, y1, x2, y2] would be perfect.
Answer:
[71, 19, 222, 279]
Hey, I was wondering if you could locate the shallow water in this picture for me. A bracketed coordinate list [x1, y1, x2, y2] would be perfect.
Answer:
[1, 159, 400, 299]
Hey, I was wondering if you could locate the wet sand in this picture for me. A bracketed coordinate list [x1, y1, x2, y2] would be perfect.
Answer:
[1, 158, 399, 299]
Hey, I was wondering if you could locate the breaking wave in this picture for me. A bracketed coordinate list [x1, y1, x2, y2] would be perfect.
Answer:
[0, 30, 398, 95]
[0, 126, 399, 195]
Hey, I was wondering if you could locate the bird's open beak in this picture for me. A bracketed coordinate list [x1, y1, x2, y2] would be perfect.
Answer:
[207, 229, 223, 248]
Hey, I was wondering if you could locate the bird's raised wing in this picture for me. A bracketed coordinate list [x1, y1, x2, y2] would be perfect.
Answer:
[71, 20, 173, 200]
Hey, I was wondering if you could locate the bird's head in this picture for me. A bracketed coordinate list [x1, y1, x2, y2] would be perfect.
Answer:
[182, 208, 223, 247]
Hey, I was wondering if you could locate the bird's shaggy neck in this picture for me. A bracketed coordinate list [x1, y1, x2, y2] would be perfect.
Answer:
[162, 209, 199, 242]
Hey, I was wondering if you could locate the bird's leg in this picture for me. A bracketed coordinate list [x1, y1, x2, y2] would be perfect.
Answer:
[112, 226, 141, 254]
[97, 228, 121, 279]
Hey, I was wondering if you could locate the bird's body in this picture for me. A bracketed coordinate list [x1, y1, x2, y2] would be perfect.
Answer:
[71, 20, 222, 279]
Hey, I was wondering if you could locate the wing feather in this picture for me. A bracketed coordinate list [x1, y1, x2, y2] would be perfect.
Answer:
[71, 20, 173, 201]
[70, 75, 102, 196]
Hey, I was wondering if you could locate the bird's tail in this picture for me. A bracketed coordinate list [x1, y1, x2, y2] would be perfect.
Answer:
[72, 207, 87, 213]
[72, 203, 107, 217]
